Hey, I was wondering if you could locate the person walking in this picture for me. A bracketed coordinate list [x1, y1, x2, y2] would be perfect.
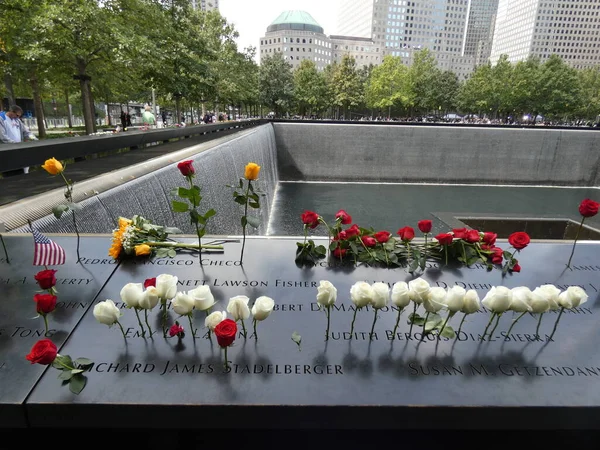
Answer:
[0, 105, 38, 175]
[142, 105, 156, 129]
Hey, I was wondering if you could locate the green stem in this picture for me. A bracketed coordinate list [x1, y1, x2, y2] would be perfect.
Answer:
[424, 233, 428, 263]
[391, 307, 404, 340]
[161, 301, 168, 338]
[325, 305, 331, 341]
[116, 321, 127, 339]
[188, 313, 196, 338]
[188, 177, 203, 266]
[59, 172, 80, 263]
[146, 241, 223, 250]
[240, 319, 247, 338]
[445, 245, 448, 266]
[461, 241, 467, 263]
[408, 302, 418, 336]
[240, 180, 251, 264]
[505, 311, 527, 338]
[482, 313, 496, 340]
[421, 311, 430, 337]
[349, 306, 359, 337]
[535, 313, 544, 338]
[456, 314, 467, 338]
[549, 307, 565, 340]
[224, 346, 229, 370]
[489, 312, 503, 338]
[0, 234, 9, 263]
[144, 309, 153, 337]
[42, 314, 49, 335]
[566, 217, 585, 268]
[438, 311, 454, 337]
[133, 309, 146, 337]
[369, 309, 378, 339]
[253, 319, 258, 340]
[318, 217, 333, 258]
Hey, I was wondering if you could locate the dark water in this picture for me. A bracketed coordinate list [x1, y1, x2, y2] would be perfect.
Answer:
[267, 181, 600, 237]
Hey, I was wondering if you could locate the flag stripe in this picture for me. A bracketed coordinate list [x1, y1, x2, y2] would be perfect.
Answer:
[32, 228, 66, 266]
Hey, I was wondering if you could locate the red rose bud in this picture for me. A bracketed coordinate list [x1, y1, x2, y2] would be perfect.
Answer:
[397, 226, 415, 242]
[418, 220, 432, 233]
[465, 230, 481, 243]
[337, 230, 348, 240]
[333, 247, 347, 258]
[345, 224, 361, 237]
[579, 198, 599, 218]
[214, 319, 237, 348]
[452, 228, 468, 240]
[34, 269, 57, 290]
[169, 323, 185, 338]
[491, 247, 503, 265]
[177, 160, 195, 177]
[144, 277, 157, 288]
[374, 231, 391, 243]
[335, 209, 352, 225]
[435, 233, 453, 246]
[512, 263, 521, 273]
[482, 232, 497, 246]
[34, 293, 57, 315]
[361, 236, 377, 247]
[508, 231, 530, 250]
[301, 211, 320, 229]
[25, 339, 57, 365]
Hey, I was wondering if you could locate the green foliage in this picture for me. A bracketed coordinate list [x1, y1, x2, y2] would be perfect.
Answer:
[330, 55, 363, 117]
[51, 354, 94, 395]
[229, 178, 266, 232]
[365, 55, 410, 113]
[171, 175, 216, 240]
[293, 60, 328, 116]
[259, 52, 294, 117]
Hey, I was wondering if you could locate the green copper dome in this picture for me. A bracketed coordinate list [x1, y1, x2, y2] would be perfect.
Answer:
[267, 10, 324, 34]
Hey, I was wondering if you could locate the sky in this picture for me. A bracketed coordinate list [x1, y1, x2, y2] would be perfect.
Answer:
[219, 0, 341, 61]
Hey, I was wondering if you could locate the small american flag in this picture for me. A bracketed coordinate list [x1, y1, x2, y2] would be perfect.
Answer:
[32, 228, 66, 266]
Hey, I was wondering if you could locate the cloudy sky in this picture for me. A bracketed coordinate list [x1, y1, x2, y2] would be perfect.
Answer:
[220, 0, 341, 59]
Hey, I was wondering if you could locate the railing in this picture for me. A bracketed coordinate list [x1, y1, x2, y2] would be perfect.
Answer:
[0, 119, 267, 173]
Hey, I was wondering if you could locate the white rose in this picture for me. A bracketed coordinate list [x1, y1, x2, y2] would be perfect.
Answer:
[371, 282, 390, 309]
[533, 284, 561, 310]
[120, 283, 144, 309]
[461, 290, 481, 314]
[188, 285, 216, 311]
[529, 289, 550, 314]
[350, 281, 373, 308]
[424, 286, 446, 313]
[481, 286, 512, 313]
[252, 296, 275, 321]
[227, 295, 251, 321]
[155, 274, 178, 300]
[408, 277, 430, 305]
[93, 299, 121, 326]
[316, 280, 337, 307]
[510, 286, 533, 313]
[139, 286, 159, 310]
[446, 286, 466, 313]
[171, 291, 195, 315]
[391, 281, 410, 308]
[558, 286, 589, 309]
[205, 310, 226, 331]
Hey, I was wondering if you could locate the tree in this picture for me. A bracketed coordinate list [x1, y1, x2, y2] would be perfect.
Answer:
[431, 70, 459, 114]
[331, 54, 362, 119]
[364, 55, 409, 117]
[258, 52, 294, 117]
[509, 56, 541, 120]
[293, 59, 327, 117]
[577, 66, 600, 121]
[409, 48, 441, 114]
[457, 62, 493, 116]
[535, 54, 582, 120]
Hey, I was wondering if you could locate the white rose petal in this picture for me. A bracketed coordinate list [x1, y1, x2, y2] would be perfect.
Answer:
[446, 286, 466, 313]
[120, 282, 144, 309]
[391, 281, 410, 308]
[408, 277, 430, 305]
[252, 296, 275, 321]
[461, 290, 481, 314]
[529, 289, 550, 314]
[227, 295, 251, 321]
[510, 286, 533, 313]
[171, 291, 195, 315]
[424, 286, 446, 313]
[350, 281, 374, 308]
[481, 286, 512, 313]
[139, 286, 159, 310]
[316, 280, 337, 307]
[189, 285, 216, 311]
[93, 299, 121, 326]
[558, 286, 589, 309]
[155, 274, 178, 300]
[371, 282, 390, 309]
[205, 310, 226, 331]
[533, 284, 561, 310]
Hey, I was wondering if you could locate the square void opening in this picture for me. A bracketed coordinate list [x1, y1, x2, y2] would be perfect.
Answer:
[458, 218, 600, 240]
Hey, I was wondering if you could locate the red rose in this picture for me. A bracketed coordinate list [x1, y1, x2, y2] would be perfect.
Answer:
[418, 220, 432, 234]
[335, 209, 352, 225]
[511, 263, 521, 273]
[214, 319, 237, 348]
[397, 226, 415, 241]
[452, 228, 468, 240]
[34, 269, 57, 290]
[435, 233, 453, 245]
[481, 244, 492, 251]
[144, 277, 156, 288]
[34, 293, 57, 315]
[491, 247, 504, 265]
[301, 211, 320, 229]
[345, 224, 361, 237]
[465, 230, 481, 243]
[482, 232, 497, 246]
[508, 231, 530, 250]
[374, 231, 391, 243]
[177, 160, 195, 177]
[25, 339, 57, 365]
[333, 247, 347, 258]
[169, 323, 185, 338]
[579, 198, 599, 218]
[361, 236, 377, 247]
[337, 230, 348, 240]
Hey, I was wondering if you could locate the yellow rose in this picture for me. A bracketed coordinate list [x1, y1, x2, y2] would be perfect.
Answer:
[41, 158, 64, 175]
[134, 244, 151, 256]
[244, 162, 261, 181]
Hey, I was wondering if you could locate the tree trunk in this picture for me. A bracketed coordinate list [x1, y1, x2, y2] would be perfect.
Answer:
[105, 94, 112, 126]
[175, 96, 181, 124]
[87, 81, 97, 132]
[30, 72, 46, 139]
[65, 89, 73, 128]
[4, 72, 15, 107]
[76, 60, 95, 135]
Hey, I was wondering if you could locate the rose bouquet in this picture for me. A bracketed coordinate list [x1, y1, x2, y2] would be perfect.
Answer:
[566, 198, 599, 268]
[108, 215, 223, 260]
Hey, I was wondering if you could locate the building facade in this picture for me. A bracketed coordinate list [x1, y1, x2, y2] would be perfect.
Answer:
[490, 0, 600, 69]
[190, 0, 219, 11]
[331, 35, 380, 67]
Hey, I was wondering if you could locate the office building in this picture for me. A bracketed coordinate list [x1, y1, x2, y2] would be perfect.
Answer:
[190, 0, 219, 11]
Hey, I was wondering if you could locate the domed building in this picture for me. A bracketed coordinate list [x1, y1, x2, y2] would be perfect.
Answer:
[259, 10, 332, 71]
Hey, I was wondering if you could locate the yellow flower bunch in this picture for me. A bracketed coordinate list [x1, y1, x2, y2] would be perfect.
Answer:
[109, 217, 132, 259]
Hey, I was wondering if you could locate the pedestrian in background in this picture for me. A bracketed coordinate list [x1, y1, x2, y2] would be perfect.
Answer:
[142, 105, 156, 129]
[0, 105, 38, 175]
